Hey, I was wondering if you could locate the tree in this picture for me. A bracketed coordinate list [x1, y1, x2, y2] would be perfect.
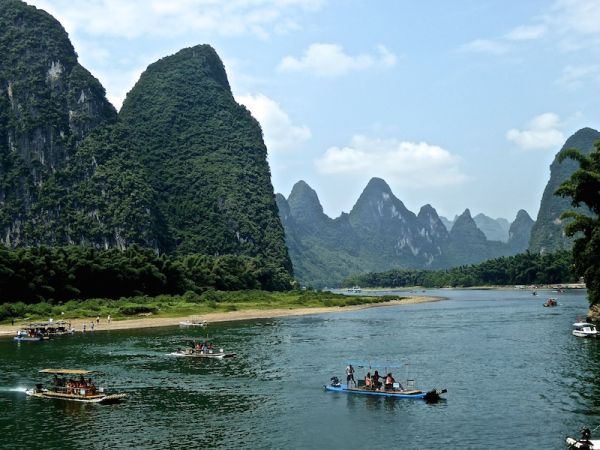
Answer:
[556, 142, 600, 305]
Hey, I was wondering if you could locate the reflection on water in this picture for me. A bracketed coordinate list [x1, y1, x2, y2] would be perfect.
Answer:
[0, 288, 598, 448]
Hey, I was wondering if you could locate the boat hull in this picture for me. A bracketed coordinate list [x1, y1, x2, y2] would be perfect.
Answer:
[168, 351, 236, 359]
[573, 331, 599, 338]
[14, 336, 48, 342]
[566, 437, 600, 449]
[324, 383, 444, 401]
[25, 389, 127, 404]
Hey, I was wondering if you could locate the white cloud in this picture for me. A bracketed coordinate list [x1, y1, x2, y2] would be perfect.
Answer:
[315, 135, 466, 188]
[278, 43, 397, 77]
[557, 64, 600, 88]
[26, 0, 324, 39]
[552, 0, 600, 36]
[235, 93, 311, 153]
[458, 39, 509, 55]
[506, 113, 565, 150]
[504, 24, 547, 41]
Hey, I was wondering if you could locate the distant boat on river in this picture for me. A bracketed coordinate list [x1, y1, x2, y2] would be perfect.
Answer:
[573, 322, 599, 338]
[26, 368, 127, 404]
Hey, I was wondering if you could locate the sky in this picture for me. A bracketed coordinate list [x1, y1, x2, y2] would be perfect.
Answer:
[25, 0, 600, 222]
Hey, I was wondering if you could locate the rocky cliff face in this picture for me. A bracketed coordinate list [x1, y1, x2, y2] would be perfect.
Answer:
[0, 2, 291, 276]
[529, 127, 600, 253]
[508, 209, 534, 253]
[0, 0, 117, 245]
[348, 178, 442, 267]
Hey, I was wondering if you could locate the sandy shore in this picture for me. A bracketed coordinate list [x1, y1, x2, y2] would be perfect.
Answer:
[0, 295, 442, 337]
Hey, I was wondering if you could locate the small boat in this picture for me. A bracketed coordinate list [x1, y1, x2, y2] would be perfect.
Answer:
[169, 339, 235, 359]
[324, 362, 446, 403]
[346, 286, 362, 293]
[26, 369, 127, 404]
[573, 322, 599, 338]
[543, 298, 557, 307]
[13, 320, 74, 342]
[179, 317, 207, 328]
[566, 427, 600, 449]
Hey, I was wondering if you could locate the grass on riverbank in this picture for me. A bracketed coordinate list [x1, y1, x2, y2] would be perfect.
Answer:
[0, 290, 402, 324]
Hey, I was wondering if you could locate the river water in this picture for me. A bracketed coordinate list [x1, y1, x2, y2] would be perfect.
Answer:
[0, 289, 598, 449]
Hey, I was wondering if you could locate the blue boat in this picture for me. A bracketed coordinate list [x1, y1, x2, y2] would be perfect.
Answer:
[324, 361, 446, 402]
[324, 382, 445, 402]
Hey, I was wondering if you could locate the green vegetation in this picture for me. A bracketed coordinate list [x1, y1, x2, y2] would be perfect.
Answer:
[0, 245, 293, 305]
[556, 142, 600, 305]
[278, 179, 535, 288]
[342, 250, 576, 288]
[529, 128, 600, 253]
[0, 290, 401, 323]
[1, 1, 291, 280]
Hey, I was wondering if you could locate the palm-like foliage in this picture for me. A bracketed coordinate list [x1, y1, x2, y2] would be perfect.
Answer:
[556, 143, 600, 305]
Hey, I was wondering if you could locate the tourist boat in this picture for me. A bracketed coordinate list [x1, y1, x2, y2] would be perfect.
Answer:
[573, 322, 599, 338]
[25, 369, 127, 404]
[566, 427, 600, 449]
[13, 320, 74, 341]
[179, 317, 207, 328]
[324, 362, 446, 402]
[168, 339, 236, 359]
[543, 298, 557, 307]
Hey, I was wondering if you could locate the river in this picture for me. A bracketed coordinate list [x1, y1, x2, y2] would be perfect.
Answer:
[0, 288, 597, 449]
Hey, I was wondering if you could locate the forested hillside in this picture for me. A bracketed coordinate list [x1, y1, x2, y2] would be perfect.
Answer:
[0, 1, 292, 287]
[343, 251, 576, 288]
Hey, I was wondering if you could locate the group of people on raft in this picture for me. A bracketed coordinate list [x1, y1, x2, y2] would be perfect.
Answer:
[52, 375, 97, 396]
[193, 341, 214, 353]
[346, 365, 404, 391]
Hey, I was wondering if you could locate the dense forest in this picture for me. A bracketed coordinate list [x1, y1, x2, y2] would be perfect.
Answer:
[342, 250, 576, 288]
[0, 245, 293, 304]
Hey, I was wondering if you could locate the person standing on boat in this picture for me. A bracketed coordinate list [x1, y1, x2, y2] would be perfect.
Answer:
[365, 372, 372, 389]
[372, 371, 382, 390]
[346, 364, 356, 387]
[384, 373, 395, 390]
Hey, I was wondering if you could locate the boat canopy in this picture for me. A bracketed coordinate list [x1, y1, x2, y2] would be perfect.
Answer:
[39, 369, 94, 375]
[345, 361, 406, 369]
[27, 321, 71, 327]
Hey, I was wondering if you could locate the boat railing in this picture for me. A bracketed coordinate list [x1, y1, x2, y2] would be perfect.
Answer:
[51, 384, 98, 396]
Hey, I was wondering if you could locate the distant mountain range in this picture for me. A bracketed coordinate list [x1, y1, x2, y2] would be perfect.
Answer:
[440, 214, 510, 242]
[277, 178, 534, 287]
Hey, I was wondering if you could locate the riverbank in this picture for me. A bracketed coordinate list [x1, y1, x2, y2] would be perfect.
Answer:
[341, 283, 586, 291]
[0, 295, 442, 337]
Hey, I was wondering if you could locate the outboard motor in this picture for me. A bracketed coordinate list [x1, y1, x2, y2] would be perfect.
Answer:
[330, 376, 341, 387]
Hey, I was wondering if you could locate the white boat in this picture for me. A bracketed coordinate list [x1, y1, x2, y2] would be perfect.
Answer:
[346, 286, 362, 293]
[573, 322, 599, 338]
[169, 339, 235, 359]
[179, 318, 207, 328]
[26, 368, 127, 404]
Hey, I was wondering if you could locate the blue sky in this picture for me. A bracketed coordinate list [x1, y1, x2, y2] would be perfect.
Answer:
[26, 0, 600, 221]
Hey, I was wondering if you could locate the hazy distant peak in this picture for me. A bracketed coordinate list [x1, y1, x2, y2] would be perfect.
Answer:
[418, 203, 437, 215]
[288, 180, 324, 218]
[514, 209, 532, 222]
[364, 177, 392, 194]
